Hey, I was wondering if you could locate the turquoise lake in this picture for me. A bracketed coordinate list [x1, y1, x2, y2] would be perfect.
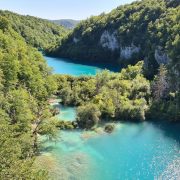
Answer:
[42, 56, 180, 180]
[45, 56, 120, 76]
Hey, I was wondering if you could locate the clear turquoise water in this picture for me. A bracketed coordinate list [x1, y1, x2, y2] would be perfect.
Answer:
[52, 102, 76, 121]
[42, 120, 180, 180]
[45, 56, 120, 75]
[42, 56, 180, 179]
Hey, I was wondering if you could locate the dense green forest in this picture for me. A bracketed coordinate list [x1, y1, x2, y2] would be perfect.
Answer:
[50, 0, 179, 78]
[55, 62, 179, 129]
[0, 16, 59, 179]
[0, 10, 68, 50]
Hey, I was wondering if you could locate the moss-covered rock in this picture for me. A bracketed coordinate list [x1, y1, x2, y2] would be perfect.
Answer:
[104, 124, 115, 133]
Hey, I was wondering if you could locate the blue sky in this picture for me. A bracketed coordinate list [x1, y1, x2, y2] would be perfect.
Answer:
[0, 0, 135, 20]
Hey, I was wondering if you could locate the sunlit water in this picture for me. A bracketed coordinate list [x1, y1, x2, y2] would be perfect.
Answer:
[40, 113, 180, 179]
[39, 56, 180, 180]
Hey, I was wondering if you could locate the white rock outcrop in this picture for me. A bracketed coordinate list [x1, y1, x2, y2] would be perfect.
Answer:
[100, 31, 119, 51]
[120, 44, 140, 59]
[155, 47, 170, 64]
[73, 37, 79, 43]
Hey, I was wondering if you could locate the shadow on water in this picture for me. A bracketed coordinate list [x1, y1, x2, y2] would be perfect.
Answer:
[40, 137, 62, 153]
[40, 146, 55, 153]
[118, 120, 180, 144]
[151, 121, 180, 144]
[45, 55, 121, 73]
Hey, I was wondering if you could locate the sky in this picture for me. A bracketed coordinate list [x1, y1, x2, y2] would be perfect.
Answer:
[0, 0, 135, 20]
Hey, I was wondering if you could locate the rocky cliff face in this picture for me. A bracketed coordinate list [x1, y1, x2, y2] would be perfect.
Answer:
[100, 31, 119, 51]
[120, 44, 140, 60]
[99, 31, 171, 65]
[73, 37, 79, 43]
[154, 47, 170, 64]
[100, 31, 141, 60]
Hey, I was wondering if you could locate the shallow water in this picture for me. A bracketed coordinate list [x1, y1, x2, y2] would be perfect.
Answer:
[45, 56, 119, 75]
[41, 120, 180, 180]
[52, 103, 76, 121]
[41, 56, 180, 179]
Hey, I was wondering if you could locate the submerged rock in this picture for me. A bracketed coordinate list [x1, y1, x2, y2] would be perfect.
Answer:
[37, 152, 92, 180]
[81, 131, 97, 139]
[59, 153, 91, 179]
[94, 127, 105, 135]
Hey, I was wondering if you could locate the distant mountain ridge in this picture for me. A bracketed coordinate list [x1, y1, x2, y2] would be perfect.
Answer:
[51, 19, 80, 29]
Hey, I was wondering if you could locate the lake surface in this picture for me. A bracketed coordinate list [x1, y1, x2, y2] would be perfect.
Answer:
[45, 56, 120, 75]
[41, 118, 180, 179]
[40, 56, 180, 179]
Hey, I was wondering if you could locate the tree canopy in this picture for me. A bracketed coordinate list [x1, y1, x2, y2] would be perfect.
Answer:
[0, 10, 68, 51]
[0, 16, 58, 178]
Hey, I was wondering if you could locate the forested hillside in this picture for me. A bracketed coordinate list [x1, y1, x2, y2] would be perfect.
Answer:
[0, 16, 58, 179]
[51, 0, 179, 78]
[0, 10, 68, 50]
[49, 0, 179, 122]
